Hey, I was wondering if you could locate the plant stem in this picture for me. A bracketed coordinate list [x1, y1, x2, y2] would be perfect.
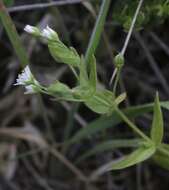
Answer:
[158, 146, 169, 157]
[110, 0, 144, 86]
[0, 0, 29, 67]
[115, 107, 150, 142]
[113, 67, 121, 94]
[121, 0, 144, 56]
[85, 0, 111, 65]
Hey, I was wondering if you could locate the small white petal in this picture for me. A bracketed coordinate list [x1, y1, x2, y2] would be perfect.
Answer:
[24, 25, 36, 34]
[15, 66, 32, 86]
[24, 85, 35, 94]
[15, 66, 39, 94]
[42, 26, 58, 40]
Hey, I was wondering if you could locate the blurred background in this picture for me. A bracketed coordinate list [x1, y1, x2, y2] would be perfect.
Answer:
[0, 0, 169, 189]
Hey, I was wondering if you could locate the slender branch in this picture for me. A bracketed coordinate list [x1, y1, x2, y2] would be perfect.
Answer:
[113, 67, 121, 94]
[115, 108, 151, 142]
[109, 0, 144, 86]
[85, 0, 111, 65]
[7, 0, 88, 13]
[121, 0, 144, 56]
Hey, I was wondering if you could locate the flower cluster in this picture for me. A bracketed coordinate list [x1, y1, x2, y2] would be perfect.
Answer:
[15, 66, 39, 94]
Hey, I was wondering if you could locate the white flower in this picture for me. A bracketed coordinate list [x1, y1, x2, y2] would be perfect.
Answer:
[24, 85, 35, 94]
[24, 25, 40, 36]
[15, 66, 38, 94]
[24, 25, 36, 34]
[15, 66, 32, 85]
[42, 26, 58, 40]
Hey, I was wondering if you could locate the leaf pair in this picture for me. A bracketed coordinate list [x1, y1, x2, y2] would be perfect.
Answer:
[87, 93, 166, 178]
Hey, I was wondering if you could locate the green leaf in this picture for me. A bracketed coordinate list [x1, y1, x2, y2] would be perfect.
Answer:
[85, 90, 115, 114]
[90, 144, 156, 179]
[76, 139, 142, 163]
[153, 144, 169, 170]
[89, 55, 97, 89]
[69, 101, 169, 144]
[151, 92, 164, 146]
[48, 38, 81, 67]
[109, 145, 156, 170]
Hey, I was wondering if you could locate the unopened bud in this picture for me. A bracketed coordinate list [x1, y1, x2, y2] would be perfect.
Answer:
[24, 25, 41, 36]
[114, 53, 125, 68]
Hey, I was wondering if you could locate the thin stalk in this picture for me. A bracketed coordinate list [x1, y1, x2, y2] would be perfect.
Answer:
[113, 67, 121, 94]
[121, 0, 144, 56]
[115, 107, 151, 142]
[85, 0, 111, 65]
[0, 0, 29, 67]
[109, 0, 144, 86]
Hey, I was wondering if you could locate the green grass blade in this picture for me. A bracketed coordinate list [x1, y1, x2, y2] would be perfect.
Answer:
[0, 0, 29, 67]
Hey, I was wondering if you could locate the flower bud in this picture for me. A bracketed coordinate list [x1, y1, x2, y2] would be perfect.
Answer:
[114, 53, 125, 68]
[24, 25, 41, 36]
[42, 26, 59, 40]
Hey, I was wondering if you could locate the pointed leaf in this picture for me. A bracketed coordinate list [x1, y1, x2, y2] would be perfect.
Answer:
[109, 145, 155, 170]
[69, 101, 169, 144]
[90, 145, 156, 179]
[151, 92, 164, 146]
[76, 139, 142, 163]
